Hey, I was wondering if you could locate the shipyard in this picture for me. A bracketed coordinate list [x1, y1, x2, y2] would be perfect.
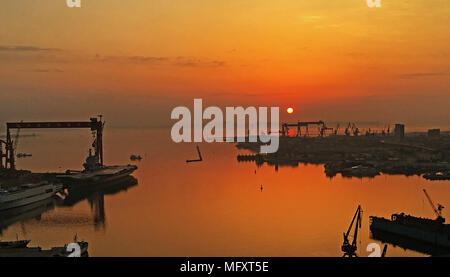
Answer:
[0, 116, 138, 256]
[1, 0, 450, 268]
[235, 120, 450, 257]
[236, 121, 450, 180]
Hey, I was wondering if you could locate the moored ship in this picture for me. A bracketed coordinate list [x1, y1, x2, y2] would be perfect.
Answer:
[0, 239, 89, 257]
[0, 240, 30, 249]
[56, 149, 137, 186]
[370, 213, 450, 249]
[0, 181, 63, 211]
[370, 189, 450, 250]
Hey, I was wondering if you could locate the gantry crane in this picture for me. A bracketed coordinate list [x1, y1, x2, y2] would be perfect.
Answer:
[281, 121, 326, 137]
[319, 125, 334, 137]
[13, 120, 23, 152]
[423, 189, 445, 223]
[334, 123, 340, 135]
[344, 122, 351, 136]
[1, 116, 104, 170]
[342, 205, 362, 257]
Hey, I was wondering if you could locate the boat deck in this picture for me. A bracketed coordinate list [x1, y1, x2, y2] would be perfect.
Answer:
[57, 165, 137, 180]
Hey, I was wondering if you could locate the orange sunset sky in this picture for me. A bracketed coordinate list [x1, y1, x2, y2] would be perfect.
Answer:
[0, 0, 449, 128]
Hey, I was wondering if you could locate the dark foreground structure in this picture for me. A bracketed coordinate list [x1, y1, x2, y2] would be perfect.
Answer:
[370, 214, 450, 251]
[370, 189, 450, 256]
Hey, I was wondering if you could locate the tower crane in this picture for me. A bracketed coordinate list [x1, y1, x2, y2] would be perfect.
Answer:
[423, 189, 445, 223]
[342, 205, 362, 257]
[344, 123, 351, 136]
[334, 123, 340, 135]
[381, 125, 387, 136]
[352, 123, 360, 136]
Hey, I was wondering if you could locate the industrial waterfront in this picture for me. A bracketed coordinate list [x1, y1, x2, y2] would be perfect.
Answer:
[237, 122, 450, 180]
[1, 126, 450, 257]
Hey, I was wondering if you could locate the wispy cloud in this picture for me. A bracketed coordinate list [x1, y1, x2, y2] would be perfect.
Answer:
[0, 45, 62, 52]
[172, 57, 226, 68]
[0, 45, 226, 69]
[27, 68, 64, 73]
[94, 54, 226, 68]
[128, 56, 170, 64]
[398, 72, 449, 79]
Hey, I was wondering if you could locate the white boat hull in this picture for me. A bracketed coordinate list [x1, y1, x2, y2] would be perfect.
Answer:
[0, 183, 62, 211]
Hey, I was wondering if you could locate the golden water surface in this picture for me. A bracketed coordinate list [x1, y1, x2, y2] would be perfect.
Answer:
[2, 128, 450, 257]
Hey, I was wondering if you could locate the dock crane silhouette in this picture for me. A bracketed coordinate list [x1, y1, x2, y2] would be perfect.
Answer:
[423, 189, 445, 223]
[342, 205, 362, 257]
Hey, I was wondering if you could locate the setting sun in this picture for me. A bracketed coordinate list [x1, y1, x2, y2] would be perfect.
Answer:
[287, 107, 294, 114]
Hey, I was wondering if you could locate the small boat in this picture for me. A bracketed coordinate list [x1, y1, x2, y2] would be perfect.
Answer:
[52, 241, 89, 257]
[342, 165, 380, 178]
[0, 182, 63, 211]
[423, 171, 450, 181]
[0, 240, 30, 249]
[324, 162, 380, 178]
[16, 153, 32, 158]
[0, 240, 89, 257]
[130, 155, 142, 161]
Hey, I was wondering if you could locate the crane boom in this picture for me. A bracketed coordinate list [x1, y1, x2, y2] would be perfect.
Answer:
[351, 206, 362, 246]
[342, 205, 362, 257]
[423, 189, 445, 223]
[423, 189, 439, 217]
[345, 205, 361, 237]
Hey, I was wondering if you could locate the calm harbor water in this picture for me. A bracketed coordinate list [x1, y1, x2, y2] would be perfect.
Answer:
[2, 128, 450, 257]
